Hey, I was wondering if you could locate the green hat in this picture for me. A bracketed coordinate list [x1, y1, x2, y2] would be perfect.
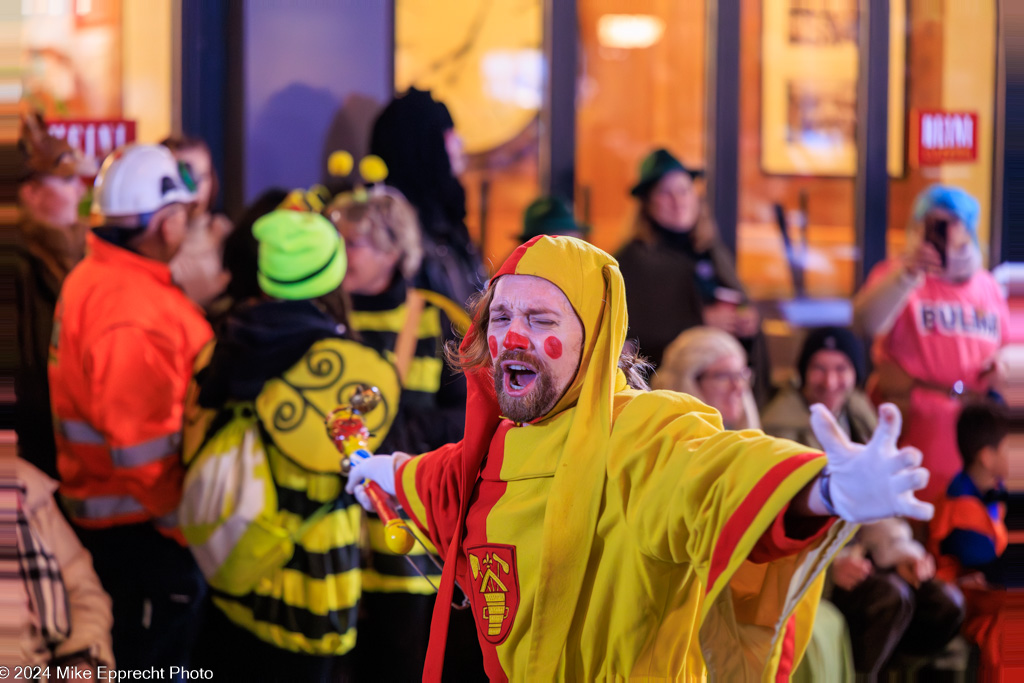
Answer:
[519, 196, 590, 242]
[253, 210, 347, 300]
[630, 148, 704, 197]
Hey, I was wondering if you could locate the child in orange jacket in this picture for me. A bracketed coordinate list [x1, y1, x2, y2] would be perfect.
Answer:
[929, 401, 1010, 680]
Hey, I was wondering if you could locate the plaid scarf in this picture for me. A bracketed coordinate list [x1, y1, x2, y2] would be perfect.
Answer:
[5, 482, 70, 649]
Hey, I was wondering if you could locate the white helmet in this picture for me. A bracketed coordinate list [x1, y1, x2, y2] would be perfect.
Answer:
[91, 144, 196, 224]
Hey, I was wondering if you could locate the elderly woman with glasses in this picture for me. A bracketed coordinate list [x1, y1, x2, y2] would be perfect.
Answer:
[652, 326, 760, 430]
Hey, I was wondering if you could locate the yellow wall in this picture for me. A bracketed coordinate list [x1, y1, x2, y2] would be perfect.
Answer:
[940, 0, 996, 261]
[122, 0, 172, 143]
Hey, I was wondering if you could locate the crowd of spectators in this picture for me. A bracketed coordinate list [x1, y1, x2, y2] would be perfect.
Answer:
[8, 91, 1011, 682]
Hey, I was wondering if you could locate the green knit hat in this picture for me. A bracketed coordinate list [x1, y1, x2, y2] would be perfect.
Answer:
[519, 196, 589, 242]
[253, 209, 347, 300]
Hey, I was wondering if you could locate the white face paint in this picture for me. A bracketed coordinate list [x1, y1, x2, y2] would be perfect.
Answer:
[487, 275, 583, 422]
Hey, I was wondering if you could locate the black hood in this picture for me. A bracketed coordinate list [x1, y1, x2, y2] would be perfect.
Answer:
[370, 88, 469, 243]
[197, 299, 343, 406]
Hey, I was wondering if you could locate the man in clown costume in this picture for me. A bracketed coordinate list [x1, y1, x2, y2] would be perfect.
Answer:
[348, 236, 933, 681]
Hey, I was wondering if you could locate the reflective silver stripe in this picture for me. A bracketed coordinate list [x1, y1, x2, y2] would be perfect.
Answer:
[63, 494, 145, 520]
[59, 419, 105, 445]
[59, 420, 179, 469]
[110, 433, 181, 468]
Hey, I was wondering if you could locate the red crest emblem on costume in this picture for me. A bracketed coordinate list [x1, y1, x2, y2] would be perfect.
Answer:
[467, 544, 520, 644]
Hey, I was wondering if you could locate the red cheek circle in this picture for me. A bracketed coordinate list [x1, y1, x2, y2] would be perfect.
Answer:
[488, 335, 498, 358]
[544, 336, 563, 359]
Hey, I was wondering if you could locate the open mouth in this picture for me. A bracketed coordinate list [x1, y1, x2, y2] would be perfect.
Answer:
[502, 360, 538, 397]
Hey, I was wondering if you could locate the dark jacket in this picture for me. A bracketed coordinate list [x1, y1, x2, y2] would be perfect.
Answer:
[197, 298, 343, 407]
[616, 235, 745, 368]
[761, 385, 878, 449]
[14, 218, 86, 478]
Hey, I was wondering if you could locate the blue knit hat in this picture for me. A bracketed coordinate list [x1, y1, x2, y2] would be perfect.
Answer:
[912, 185, 980, 242]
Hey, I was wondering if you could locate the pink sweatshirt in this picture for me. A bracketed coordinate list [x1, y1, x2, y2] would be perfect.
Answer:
[866, 259, 1008, 502]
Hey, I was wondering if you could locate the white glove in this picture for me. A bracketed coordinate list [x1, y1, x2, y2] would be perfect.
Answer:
[344, 453, 407, 512]
[810, 402, 934, 523]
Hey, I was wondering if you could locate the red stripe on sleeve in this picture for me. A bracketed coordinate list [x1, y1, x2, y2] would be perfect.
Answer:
[707, 453, 822, 594]
[775, 615, 797, 682]
[748, 501, 836, 563]
[394, 458, 425, 533]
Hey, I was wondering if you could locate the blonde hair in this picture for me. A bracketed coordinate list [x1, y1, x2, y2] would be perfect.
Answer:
[652, 326, 761, 430]
[325, 186, 423, 279]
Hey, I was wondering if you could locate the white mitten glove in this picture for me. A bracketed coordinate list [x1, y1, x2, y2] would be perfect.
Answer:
[810, 402, 934, 523]
[344, 453, 408, 512]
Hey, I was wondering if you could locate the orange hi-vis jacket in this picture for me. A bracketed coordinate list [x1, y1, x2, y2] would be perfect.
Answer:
[49, 233, 212, 534]
[396, 236, 855, 681]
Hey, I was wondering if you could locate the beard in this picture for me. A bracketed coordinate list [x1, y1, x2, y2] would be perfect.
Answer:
[492, 349, 560, 424]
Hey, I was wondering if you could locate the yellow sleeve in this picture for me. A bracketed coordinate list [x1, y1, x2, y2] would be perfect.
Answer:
[609, 390, 855, 679]
[610, 391, 823, 573]
[395, 442, 464, 559]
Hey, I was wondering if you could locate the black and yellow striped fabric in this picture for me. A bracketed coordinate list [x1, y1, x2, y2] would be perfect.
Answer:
[211, 450, 364, 655]
[349, 283, 468, 595]
[183, 331, 401, 656]
[349, 302, 446, 394]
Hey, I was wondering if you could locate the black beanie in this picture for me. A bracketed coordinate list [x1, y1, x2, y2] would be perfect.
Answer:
[797, 327, 866, 387]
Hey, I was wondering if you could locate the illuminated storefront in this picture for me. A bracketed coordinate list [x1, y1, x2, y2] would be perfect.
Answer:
[19, 0, 175, 166]
[16, 0, 1008, 300]
[395, 0, 1004, 302]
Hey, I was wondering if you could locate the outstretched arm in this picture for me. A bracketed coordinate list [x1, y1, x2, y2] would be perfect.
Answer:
[788, 473, 830, 517]
[802, 402, 933, 523]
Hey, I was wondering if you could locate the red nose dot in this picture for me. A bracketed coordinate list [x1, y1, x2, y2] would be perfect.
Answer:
[503, 330, 529, 350]
[488, 335, 498, 357]
[544, 336, 562, 359]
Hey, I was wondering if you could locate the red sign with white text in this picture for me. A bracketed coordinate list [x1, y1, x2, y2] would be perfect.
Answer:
[913, 110, 978, 166]
[45, 119, 137, 168]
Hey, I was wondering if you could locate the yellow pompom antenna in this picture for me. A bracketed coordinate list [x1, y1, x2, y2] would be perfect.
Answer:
[359, 154, 388, 185]
[328, 150, 354, 177]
